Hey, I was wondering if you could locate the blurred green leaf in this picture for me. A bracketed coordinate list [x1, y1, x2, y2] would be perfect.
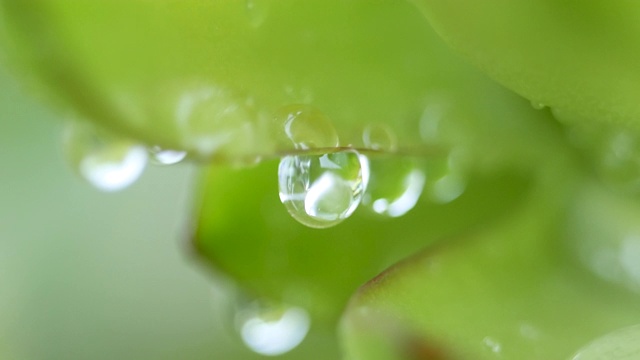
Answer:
[340, 166, 640, 359]
[193, 160, 530, 325]
[411, 0, 640, 129]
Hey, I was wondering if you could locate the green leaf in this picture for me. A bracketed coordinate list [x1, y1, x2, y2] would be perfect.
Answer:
[1, 0, 566, 167]
[340, 166, 640, 359]
[410, 0, 640, 129]
[193, 160, 531, 325]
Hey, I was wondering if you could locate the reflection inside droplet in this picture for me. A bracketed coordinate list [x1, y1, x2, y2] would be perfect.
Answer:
[64, 121, 147, 192]
[148, 146, 187, 165]
[237, 303, 311, 357]
[278, 151, 368, 228]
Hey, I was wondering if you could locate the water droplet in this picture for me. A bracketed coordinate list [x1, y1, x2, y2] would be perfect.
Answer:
[245, 0, 268, 28]
[148, 146, 187, 165]
[275, 105, 339, 150]
[362, 156, 425, 217]
[571, 325, 640, 360]
[278, 151, 369, 228]
[362, 124, 397, 151]
[63, 121, 147, 192]
[425, 152, 467, 204]
[236, 301, 311, 357]
[530, 101, 546, 110]
[176, 86, 257, 158]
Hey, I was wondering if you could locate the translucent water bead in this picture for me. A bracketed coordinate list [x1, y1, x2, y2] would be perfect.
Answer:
[275, 104, 339, 150]
[362, 156, 425, 218]
[278, 150, 369, 229]
[63, 121, 147, 192]
[148, 146, 187, 165]
[235, 301, 311, 357]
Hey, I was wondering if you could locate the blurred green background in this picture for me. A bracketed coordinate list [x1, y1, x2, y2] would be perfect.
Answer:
[0, 62, 328, 360]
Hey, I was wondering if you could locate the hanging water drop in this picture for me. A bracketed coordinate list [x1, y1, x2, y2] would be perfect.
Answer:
[362, 156, 425, 217]
[148, 146, 187, 165]
[425, 152, 467, 204]
[235, 300, 311, 357]
[362, 124, 397, 151]
[63, 121, 147, 192]
[275, 104, 339, 150]
[570, 325, 640, 360]
[278, 150, 369, 229]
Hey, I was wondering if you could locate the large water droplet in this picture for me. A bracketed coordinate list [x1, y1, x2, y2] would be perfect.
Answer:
[64, 121, 147, 192]
[278, 151, 369, 228]
[235, 301, 311, 357]
[362, 124, 396, 151]
[275, 105, 339, 150]
[571, 325, 640, 360]
[362, 156, 425, 217]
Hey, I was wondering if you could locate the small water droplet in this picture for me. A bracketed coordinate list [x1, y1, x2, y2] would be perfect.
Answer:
[148, 146, 187, 165]
[362, 156, 425, 217]
[571, 325, 640, 360]
[235, 300, 311, 357]
[275, 104, 339, 150]
[530, 101, 546, 110]
[278, 150, 369, 228]
[425, 152, 467, 204]
[63, 121, 147, 192]
[176, 86, 257, 158]
[362, 124, 397, 151]
[245, 0, 268, 28]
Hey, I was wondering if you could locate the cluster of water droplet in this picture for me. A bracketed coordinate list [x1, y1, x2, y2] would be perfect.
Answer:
[275, 105, 464, 229]
[63, 120, 187, 192]
[64, 97, 466, 227]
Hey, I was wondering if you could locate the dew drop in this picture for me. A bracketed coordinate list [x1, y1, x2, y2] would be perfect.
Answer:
[362, 156, 425, 217]
[63, 121, 147, 192]
[278, 150, 369, 228]
[148, 146, 187, 165]
[362, 124, 397, 151]
[570, 325, 640, 360]
[425, 152, 467, 204]
[176, 86, 257, 158]
[275, 104, 339, 150]
[235, 300, 311, 357]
